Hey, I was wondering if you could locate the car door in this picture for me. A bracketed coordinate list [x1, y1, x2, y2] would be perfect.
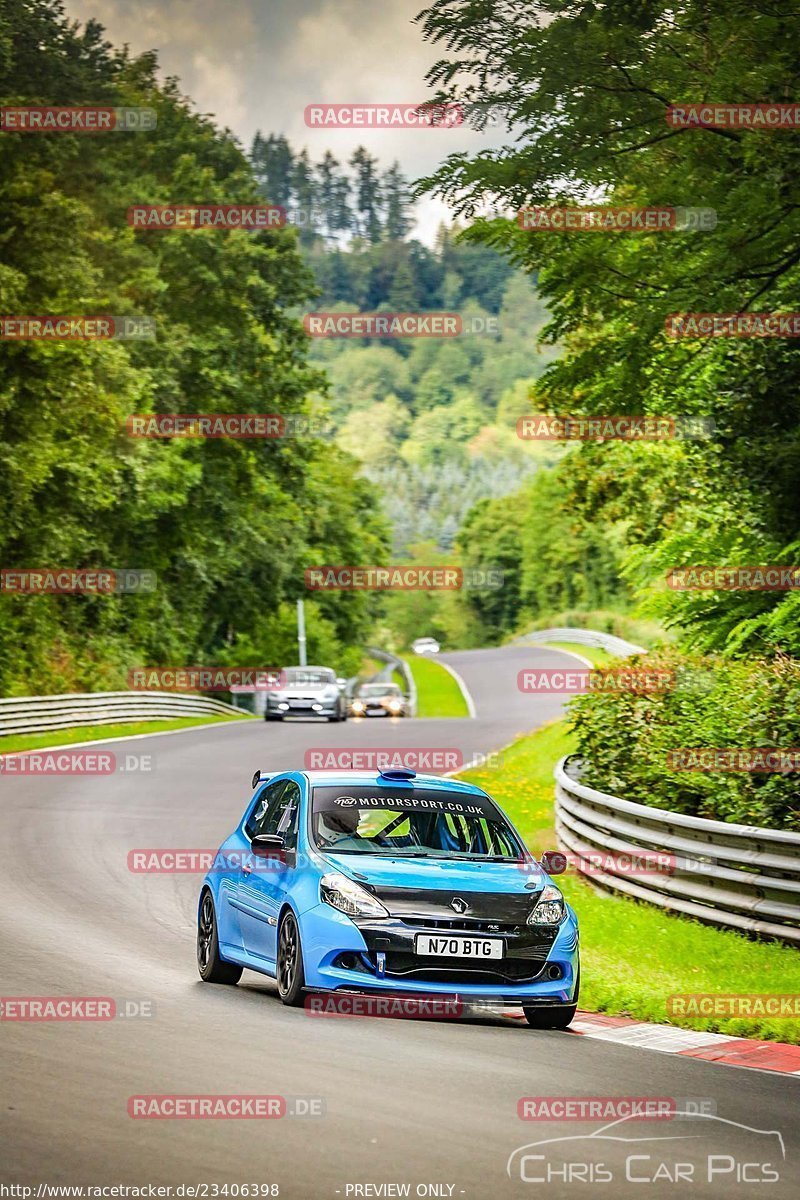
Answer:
[237, 779, 301, 965]
[215, 780, 277, 953]
[233, 778, 287, 959]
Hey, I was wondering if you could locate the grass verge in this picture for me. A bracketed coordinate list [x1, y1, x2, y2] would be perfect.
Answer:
[0, 711, 254, 754]
[536, 641, 614, 667]
[406, 654, 470, 718]
[458, 719, 800, 1044]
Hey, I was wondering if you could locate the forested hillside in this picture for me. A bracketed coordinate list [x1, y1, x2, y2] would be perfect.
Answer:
[250, 133, 562, 555]
[408, 0, 800, 825]
[247, 131, 622, 647]
[416, 0, 800, 658]
[0, 0, 387, 694]
[9, 0, 796, 697]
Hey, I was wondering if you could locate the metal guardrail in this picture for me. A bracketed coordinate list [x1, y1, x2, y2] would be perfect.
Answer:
[0, 691, 243, 738]
[554, 756, 800, 943]
[515, 627, 646, 656]
[365, 648, 418, 717]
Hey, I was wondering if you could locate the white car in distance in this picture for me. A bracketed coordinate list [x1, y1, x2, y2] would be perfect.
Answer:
[411, 637, 440, 655]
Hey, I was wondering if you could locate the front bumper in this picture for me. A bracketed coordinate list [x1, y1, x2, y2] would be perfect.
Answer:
[300, 902, 579, 1001]
[266, 698, 340, 718]
[350, 706, 405, 718]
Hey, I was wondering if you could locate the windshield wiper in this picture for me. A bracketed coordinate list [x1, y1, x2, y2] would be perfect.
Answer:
[376, 849, 430, 857]
[440, 853, 522, 862]
[322, 847, 427, 856]
[321, 848, 522, 861]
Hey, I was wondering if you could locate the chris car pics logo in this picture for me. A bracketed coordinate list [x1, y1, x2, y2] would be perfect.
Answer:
[507, 1112, 785, 1185]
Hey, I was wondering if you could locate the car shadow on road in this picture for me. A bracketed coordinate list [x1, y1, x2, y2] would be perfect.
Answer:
[195, 978, 565, 1034]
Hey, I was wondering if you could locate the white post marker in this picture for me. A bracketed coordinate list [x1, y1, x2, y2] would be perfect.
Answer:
[297, 598, 307, 667]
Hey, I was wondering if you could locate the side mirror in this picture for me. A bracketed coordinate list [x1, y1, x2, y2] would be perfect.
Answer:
[541, 850, 567, 876]
[251, 833, 286, 862]
[336, 677, 346, 689]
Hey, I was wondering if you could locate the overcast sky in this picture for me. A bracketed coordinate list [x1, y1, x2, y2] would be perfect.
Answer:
[65, 0, 508, 242]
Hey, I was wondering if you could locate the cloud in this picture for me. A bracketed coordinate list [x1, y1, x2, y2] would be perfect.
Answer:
[64, 0, 509, 241]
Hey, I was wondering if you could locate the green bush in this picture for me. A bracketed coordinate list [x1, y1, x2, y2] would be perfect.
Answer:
[569, 649, 800, 829]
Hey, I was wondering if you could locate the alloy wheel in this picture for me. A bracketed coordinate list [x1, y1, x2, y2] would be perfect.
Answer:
[278, 913, 298, 996]
[197, 893, 214, 971]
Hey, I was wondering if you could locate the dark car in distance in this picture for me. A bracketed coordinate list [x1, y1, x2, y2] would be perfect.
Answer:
[350, 681, 407, 718]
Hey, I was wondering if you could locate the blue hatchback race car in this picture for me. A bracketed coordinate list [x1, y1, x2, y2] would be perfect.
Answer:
[197, 768, 580, 1027]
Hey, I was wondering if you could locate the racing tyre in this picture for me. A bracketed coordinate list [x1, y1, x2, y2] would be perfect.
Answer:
[522, 1004, 576, 1030]
[197, 891, 242, 985]
[523, 966, 579, 1029]
[277, 909, 306, 1006]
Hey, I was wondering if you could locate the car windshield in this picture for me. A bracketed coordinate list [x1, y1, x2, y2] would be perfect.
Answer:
[311, 785, 524, 859]
[283, 668, 334, 687]
[359, 684, 401, 697]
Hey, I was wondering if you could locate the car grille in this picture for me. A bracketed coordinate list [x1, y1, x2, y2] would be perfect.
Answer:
[399, 917, 523, 934]
[383, 952, 548, 984]
[370, 887, 539, 924]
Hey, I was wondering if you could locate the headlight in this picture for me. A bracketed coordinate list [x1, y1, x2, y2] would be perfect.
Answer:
[528, 885, 565, 925]
[388, 699, 402, 712]
[352, 701, 365, 714]
[320, 872, 388, 919]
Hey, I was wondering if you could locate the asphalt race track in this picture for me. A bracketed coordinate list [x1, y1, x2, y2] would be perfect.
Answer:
[1, 646, 797, 1197]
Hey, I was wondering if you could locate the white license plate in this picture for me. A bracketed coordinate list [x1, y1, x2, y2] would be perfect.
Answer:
[415, 933, 503, 959]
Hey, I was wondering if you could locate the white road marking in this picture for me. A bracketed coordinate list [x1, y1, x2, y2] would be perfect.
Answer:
[573, 1019, 741, 1051]
[536, 644, 596, 669]
[437, 659, 477, 718]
